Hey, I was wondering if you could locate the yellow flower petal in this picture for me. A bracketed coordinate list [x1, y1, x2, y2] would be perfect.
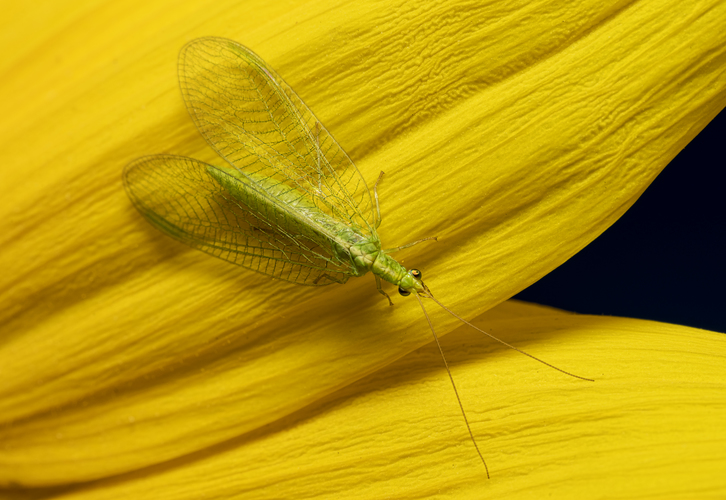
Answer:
[0, 0, 724, 492]
[29, 301, 726, 498]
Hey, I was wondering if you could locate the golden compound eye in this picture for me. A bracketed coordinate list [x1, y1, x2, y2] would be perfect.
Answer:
[410, 269, 422, 279]
[398, 287, 411, 296]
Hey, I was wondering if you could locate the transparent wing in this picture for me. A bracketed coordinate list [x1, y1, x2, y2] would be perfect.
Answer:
[123, 155, 356, 286]
[178, 37, 376, 236]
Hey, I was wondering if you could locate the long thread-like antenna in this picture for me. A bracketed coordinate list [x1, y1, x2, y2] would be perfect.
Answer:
[424, 293, 594, 382]
[414, 293, 490, 479]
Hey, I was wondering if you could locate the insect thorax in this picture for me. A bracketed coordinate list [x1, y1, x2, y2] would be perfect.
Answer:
[368, 250, 410, 288]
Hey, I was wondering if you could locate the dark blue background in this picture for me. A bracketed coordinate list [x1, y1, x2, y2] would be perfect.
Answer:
[514, 107, 725, 333]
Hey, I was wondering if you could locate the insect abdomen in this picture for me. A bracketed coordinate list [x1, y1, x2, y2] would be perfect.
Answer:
[207, 164, 375, 275]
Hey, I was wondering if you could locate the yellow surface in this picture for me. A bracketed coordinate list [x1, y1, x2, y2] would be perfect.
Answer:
[49, 301, 726, 498]
[0, 0, 724, 498]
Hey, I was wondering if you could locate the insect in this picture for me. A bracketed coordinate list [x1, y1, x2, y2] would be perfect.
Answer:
[124, 37, 592, 478]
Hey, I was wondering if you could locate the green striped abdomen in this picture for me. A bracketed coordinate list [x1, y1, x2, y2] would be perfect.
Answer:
[208, 163, 379, 278]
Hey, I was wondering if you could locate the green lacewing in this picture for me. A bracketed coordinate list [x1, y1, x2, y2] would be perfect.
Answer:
[124, 37, 591, 478]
